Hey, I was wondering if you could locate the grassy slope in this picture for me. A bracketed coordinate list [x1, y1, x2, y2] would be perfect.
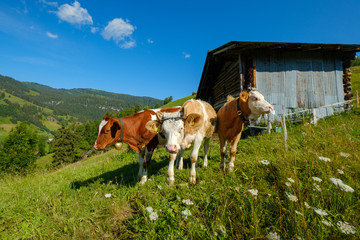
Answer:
[0, 110, 359, 239]
[161, 95, 196, 108]
[351, 66, 360, 94]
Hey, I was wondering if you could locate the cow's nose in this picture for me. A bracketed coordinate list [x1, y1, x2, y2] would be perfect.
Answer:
[165, 145, 178, 153]
[93, 144, 98, 150]
[269, 105, 275, 115]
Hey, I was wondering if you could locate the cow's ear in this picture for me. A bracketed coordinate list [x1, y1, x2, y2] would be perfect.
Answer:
[111, 121, 120, 138]
[239, 92, 249, 103]
[184, 113, 202, 133]
[156, 111, 163, 121]
[145, 121, 162, 133]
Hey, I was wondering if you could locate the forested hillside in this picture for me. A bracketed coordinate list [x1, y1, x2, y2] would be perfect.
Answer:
[0, 75, 162, 123]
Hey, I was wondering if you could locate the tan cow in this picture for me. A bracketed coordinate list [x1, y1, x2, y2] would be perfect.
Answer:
[216, 88, 274, 171]
[146, 99, 216, 184]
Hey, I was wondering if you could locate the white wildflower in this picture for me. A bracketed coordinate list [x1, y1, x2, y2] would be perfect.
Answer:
[105, 193, 112, 198]
[312, 177, 322, 182]
[322, 219, 333, 227]
[295, 210, 303, 216]
[304, 202, 311, 209]
[285, 182, 291, 187]
[248, 189, 258, 198]
[285, 191, 298, 202]
[266, 231, 280, 240]
[259, 160, 270, 165]
[181, 209, 192, 219]
[149, 211, 158, 221]
[145, 206, 154, 213]
[145, 206, 158, 221]
[313, 183, 322, 192]
[219, 225, 226, 234]
[318, 156, 331, 162]
[182, 199, 194, 206]
[337, 169, 344, 175]
[287, 178, 295, 183]
[235, 187, 240, 192]
[312, 207, 328, 216]
[157, 185, 162, 190]
[330, 178, 354, 193]
[339, 152, 350, 158]
[337, 221, 357, 234]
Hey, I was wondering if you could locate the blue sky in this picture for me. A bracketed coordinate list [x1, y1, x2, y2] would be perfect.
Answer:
[0, 0, 359, 100]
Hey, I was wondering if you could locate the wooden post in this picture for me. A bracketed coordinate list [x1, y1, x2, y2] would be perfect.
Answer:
[357, 90, 359, 108]
[238, 54, 243, 92]
[281, 105, 288, 151]
[313, 108, 317, 125]
[267, 114, 271, 134]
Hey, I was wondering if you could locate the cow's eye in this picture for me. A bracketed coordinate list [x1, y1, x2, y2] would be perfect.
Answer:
[253, 97, 258, 101]
[105, 129, 110, 134]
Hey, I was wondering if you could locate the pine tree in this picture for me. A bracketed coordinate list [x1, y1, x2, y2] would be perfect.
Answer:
[0, 122, 38, 173]
[52, 124, 82, 167]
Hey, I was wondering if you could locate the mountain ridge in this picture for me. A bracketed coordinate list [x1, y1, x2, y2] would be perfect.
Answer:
[0, 74, 162, 138]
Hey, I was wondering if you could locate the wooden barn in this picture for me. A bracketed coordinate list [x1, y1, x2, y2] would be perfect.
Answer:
[196, 41, 360, 119]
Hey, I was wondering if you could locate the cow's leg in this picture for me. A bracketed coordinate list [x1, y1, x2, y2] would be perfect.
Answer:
[167, 153, 177, 185]
[138, 136, 158, 184]
[189, 136, 202, 184]
[176, 148, 185, 170]
[138, 150, 147, 184]
[219, 136, 227, 171]
[202, 137, 210, 168]
[229, 125, 243, 172]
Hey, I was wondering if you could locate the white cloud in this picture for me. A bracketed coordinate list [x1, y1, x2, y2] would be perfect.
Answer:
[101, 18, 136, 49]
[40, 0, 58, 8]
[183, 52, 191, 59]
[46, 31, 58, 38]
[147, 38, 154, 44]
[91, 26, 99, 34]
[56, 1, 93, 25]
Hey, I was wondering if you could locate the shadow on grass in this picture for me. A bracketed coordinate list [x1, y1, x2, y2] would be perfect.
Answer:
[71, 156, 170, 189]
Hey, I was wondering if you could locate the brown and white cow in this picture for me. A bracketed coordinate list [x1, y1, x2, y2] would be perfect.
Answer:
[216, 88, 274, 172]
[146, 99, 216, 184]
[93, 107, 180, 184]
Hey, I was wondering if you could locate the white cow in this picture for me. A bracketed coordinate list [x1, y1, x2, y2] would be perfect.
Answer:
[146, 99, 216, 184]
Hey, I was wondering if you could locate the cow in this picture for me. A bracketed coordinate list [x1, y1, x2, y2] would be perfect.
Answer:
[145, 99, 216, 184]
[93, 107, 180, 184]
[216, 88, 274, 172]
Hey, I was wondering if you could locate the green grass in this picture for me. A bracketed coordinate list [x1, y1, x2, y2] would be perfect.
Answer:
[161, 95, 196, 108]
[351, 66, 360, 94]
[0, 110, 359, 239]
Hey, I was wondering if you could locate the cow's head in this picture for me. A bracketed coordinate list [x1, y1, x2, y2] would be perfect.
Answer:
[243, 88, 274, 118]
[93, 117, 121, 150]
[145, 111, 202, 153]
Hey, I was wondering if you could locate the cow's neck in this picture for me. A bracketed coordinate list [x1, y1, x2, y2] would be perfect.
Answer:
[236, 97, 251, 120]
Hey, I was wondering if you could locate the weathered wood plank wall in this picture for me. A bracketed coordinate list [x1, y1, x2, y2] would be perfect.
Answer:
[256, 51, 344, 119]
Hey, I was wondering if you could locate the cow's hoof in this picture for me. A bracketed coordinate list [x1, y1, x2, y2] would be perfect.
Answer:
[189, 176, 196, 184]
[178, 165, 183, 170]
[220, 164, 226, 172]
[139, 176, 147, 184]
[168, 179, 175, 186]
[203, 164, 208, 169]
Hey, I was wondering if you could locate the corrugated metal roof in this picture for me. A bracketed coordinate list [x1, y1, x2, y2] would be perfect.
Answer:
[210, 41, 360, 56]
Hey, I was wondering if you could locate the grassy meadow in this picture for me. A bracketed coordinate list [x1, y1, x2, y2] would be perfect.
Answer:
[0, 109, 359, 239]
